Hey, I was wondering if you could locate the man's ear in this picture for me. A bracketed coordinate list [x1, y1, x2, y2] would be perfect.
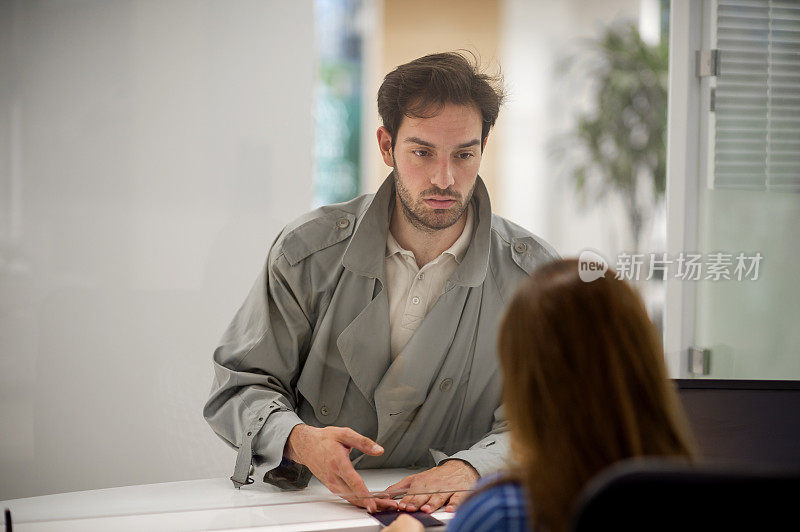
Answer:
[481, 135, 489, 153]
[377, 127, 394, 167]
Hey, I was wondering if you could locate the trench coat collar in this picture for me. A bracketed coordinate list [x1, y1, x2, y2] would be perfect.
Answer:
[341, 173, 492, 287]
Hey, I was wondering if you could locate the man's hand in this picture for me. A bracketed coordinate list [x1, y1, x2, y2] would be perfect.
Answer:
[284, 424, 394, 513]
[377, 459, 479, 514]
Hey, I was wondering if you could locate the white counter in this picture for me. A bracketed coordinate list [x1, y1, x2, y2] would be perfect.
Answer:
[1, 469, 456, 531]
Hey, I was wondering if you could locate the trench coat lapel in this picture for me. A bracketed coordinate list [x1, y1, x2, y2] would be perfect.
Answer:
[336, 176, 394, 405]
[335, 282, 391, 406]
[373, 285, 473, 444]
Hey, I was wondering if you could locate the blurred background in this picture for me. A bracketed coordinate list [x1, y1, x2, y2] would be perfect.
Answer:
[1, 0, 798, 501]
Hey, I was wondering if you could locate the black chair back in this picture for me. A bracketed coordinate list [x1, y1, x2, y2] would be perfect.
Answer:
[571, 459, 800, 531]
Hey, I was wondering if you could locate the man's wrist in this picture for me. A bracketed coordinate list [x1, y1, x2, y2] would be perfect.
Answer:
[440, 458, 479, 478]
[283, 423, 309, 463]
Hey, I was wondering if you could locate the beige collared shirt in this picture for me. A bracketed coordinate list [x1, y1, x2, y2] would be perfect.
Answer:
[385, 203, 474, 359]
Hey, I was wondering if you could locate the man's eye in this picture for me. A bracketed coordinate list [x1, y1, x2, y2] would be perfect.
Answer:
[457, 152, 475, 160]
[412, 149, 429, 157]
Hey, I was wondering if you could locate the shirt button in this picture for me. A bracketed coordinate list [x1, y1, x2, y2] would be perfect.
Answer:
[411, 296, 421, 305]
[336, 217, 350, 229]
[440, 378, 453, 391]
[418, 273, 424, 280]
[514, 241, 528, 254]
[320, 404, 330, 416]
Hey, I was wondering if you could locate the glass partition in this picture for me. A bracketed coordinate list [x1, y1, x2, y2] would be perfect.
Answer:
[690, 0, 800, 380]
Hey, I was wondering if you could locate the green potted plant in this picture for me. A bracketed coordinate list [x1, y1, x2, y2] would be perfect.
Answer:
[554, 22, 668, 253]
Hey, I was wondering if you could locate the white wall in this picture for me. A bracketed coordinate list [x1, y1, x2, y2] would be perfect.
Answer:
[0, 0, 314, 499]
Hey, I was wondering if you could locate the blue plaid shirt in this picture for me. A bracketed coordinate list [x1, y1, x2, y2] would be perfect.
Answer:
[448, 476, 531, 532]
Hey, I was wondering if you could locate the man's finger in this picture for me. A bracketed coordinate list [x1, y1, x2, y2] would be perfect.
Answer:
[399, 491, 432, 513]
[371, 488, 406, 500]
[445, 489, 469, 512]
[382, 474, 414, 497]
[374, 497, 400, 511]
[420, 491, 450, 513]
[336, 486, 372, 511]
[328, 477, 365, 509]
[374, 490, 406, 503]
[338, 427, 384, 456]
[322, 458, 373, 512]
[339, 462, 377, 513]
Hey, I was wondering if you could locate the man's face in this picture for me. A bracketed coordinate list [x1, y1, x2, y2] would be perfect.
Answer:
[380, 103, 486, 233]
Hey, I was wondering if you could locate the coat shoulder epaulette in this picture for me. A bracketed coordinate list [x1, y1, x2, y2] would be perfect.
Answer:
[490, 214, 560, 276]
[277, 194, 372, 266]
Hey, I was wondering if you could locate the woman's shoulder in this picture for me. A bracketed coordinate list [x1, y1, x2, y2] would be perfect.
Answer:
[448, 475, 530, 532]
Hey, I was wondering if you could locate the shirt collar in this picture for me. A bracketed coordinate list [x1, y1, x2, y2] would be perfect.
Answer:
[342, 173, 492, 287]
[385, 231, 411, 259]
[447, 202, 473, 264]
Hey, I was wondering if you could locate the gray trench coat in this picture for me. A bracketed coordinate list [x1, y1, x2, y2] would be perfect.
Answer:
[204, 175, 558, 488]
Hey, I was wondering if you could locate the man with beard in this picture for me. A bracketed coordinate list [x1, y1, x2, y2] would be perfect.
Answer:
[204, 52, 558, 515]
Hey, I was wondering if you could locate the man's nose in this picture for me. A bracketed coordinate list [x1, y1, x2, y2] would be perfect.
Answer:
[430, 158, 455, 189]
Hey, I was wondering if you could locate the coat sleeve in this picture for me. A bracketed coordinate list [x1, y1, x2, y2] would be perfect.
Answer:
[431, 404, 510, 478]
[203, 243, 313, 488]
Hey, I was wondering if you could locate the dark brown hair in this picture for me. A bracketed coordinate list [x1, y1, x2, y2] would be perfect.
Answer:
[377, 51, 505, 149]
[497, 259, 695, 532]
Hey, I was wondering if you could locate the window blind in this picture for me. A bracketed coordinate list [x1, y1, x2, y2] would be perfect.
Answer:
[714, 0, 800, 191]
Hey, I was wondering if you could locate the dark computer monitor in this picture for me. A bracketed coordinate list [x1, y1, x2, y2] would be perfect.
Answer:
[675, 379, 800, 469]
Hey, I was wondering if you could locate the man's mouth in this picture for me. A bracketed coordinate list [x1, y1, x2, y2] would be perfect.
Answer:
[424, 198, 457, 209]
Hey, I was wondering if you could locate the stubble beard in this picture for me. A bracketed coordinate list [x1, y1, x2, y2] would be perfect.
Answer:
[391, 161, 476, 234]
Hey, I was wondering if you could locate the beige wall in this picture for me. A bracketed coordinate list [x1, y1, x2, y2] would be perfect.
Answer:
[364, 0, 501, 199]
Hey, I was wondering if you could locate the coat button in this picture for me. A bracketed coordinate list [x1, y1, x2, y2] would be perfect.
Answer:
[440, 378, 453, 391]
[320, 404, 330, 416]
[336, 217, 350, 229]
[513, 242, 527, 254]
[411, 296, 421, 305]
